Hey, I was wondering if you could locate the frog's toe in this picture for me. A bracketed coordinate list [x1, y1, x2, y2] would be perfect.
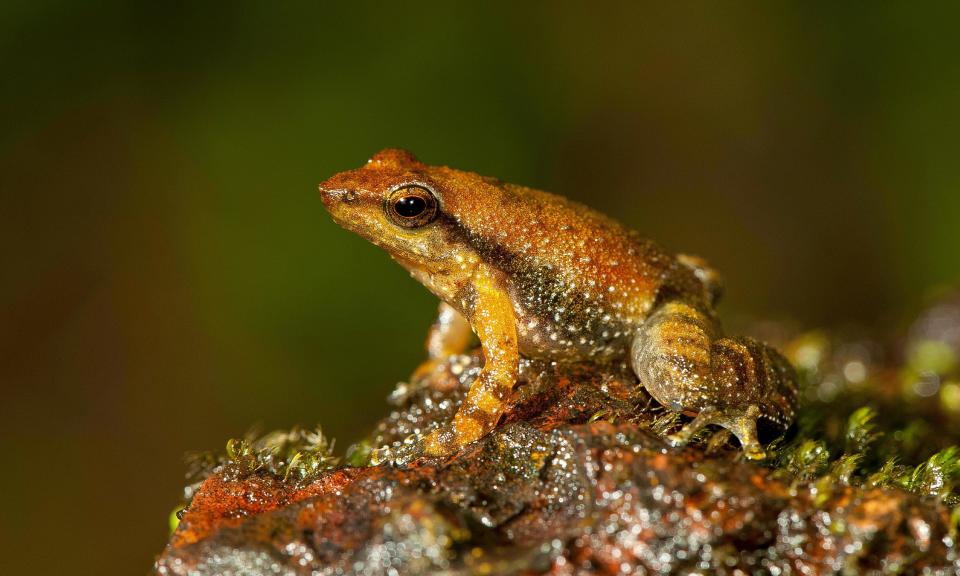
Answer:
[369, 445, 393, 466]
[370, 421, 474, 467]
[719, 404, 769, 460]
[664, 404, 769, 459]
[665, 433, 687, 448]
[665, 427, 696, 448]
[741, 443, 767, 461]
[663, 405, 719, 450]
[421, 424, 459, 457]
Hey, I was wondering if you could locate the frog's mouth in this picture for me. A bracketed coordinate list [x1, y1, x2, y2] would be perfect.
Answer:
[389, 252, 435, 275]
[391, 250, 463, 285]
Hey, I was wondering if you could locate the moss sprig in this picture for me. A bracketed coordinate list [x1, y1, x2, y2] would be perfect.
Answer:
[771, 404, 959, 507]
[898, 446, 960, 504]
[843, 406, 881, 455]
[183, 425, 339, 500]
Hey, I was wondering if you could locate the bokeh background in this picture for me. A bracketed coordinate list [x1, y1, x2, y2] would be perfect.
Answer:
[2, 2, 959, 573]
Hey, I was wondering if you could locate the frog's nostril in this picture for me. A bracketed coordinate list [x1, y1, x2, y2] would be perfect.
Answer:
[320, 188, 345, 207]
[320, 188, 359, 207]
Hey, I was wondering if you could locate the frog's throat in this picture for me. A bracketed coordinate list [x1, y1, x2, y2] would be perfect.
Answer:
[390, 253, 468, 304]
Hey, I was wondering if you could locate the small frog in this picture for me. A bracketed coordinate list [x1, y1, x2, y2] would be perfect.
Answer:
[319, 150, 797, 460]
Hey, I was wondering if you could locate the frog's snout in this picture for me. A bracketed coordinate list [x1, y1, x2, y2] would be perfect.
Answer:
[318, 186, 357, 209]
[318, 185, 340, 207]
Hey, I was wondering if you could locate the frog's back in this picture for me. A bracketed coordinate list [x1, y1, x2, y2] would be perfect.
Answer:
[438, 171, 703, 359]
[499, 183, 673, 307]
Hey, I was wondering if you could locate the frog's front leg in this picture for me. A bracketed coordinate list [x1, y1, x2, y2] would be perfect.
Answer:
[422, 264, 519, 457]
[630, 301, 796, 460]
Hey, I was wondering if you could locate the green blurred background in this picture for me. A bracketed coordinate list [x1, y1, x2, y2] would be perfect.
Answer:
[2, 1, 959, 573]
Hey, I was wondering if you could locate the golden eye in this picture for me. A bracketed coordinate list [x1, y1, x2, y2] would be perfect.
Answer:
[386, 185, 438, 228]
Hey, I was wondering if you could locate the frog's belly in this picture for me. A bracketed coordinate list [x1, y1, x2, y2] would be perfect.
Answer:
[513, 307, 634, 362]
[504, 268, 647, 362]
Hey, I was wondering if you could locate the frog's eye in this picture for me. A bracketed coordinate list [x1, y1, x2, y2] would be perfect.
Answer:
[386, 185, 438, 228]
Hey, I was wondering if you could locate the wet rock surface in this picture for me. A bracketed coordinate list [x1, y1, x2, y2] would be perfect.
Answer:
[156, 293, 960, 575]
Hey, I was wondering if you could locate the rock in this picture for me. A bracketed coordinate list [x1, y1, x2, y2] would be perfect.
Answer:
[156, 345, 960, 575]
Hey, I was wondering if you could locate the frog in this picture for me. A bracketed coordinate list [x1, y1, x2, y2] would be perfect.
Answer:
[319, 149, 797, 460]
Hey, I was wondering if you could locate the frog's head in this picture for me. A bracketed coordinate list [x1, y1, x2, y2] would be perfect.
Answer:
[319, 149, 490, 270]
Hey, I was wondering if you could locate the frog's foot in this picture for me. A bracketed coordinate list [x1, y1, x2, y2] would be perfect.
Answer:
[369, 412, 490, 467]
[667, 404, 766, 460]
[372, 378, 506, 467]
[422, 403, 494, 455]
[410, 358, 443, 385]
[405, 356, 467, 395]
[421, 424, 461, 457]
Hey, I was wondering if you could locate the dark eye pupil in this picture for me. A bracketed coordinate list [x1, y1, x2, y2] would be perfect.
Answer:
[394, 195, 426, 217]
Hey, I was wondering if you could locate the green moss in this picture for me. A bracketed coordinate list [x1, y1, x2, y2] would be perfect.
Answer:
[168, 506, 183, 535]
[843, 407, 880, 455]
[826, 454, 862, 486]
[777, 439, 830, 482]
[864, 458, 909, 490]
[899, 446, 960, 503]
[763, 382, 960, 510]
[183, 425, 339, 500]
[345, 439, 374, 467]
[648, 410, 681, 437]
[588, 409, 611, 423]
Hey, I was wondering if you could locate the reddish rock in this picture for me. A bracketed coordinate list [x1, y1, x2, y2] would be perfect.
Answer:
[157, 354, 960, 575]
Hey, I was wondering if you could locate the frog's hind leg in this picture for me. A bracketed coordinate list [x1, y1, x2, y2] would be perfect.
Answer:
[676, 253, 723, 307]
[631, 301, 787, 460]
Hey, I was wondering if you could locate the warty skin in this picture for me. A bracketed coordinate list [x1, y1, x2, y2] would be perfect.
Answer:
[319, 149, 797, 460]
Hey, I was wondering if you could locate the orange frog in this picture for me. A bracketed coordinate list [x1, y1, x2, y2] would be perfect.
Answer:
[319, 150, 797, 460]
